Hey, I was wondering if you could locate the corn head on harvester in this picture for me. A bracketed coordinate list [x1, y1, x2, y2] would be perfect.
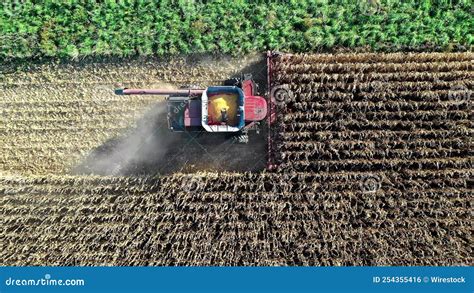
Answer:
[115, 52, 279, 169]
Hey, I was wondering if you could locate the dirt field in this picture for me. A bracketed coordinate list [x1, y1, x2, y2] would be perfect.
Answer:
[1, 52, 472, 266]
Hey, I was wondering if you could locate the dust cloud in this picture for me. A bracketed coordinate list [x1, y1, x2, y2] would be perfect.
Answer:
[74, 102, 179, 175]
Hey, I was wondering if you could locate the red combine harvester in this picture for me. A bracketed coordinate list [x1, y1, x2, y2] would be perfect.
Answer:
[115, 52, 278, 168]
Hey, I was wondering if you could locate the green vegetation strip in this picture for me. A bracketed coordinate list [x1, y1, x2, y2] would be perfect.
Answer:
[1, 0, 472, 59]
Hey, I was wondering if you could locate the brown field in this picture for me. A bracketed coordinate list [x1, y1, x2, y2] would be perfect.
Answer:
[0, 52, 472, 265]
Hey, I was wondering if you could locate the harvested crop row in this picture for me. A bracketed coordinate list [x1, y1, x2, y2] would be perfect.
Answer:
[1, 55, 261, 85]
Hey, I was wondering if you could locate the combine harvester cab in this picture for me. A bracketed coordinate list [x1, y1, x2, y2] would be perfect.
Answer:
[115, 76, 268, 144]
[201, 86, 245, 133]
[166, 85, 248, 133]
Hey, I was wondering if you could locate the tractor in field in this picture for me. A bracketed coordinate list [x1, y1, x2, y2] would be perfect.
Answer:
[115, 75, 269, 143]
[114, 52, 280, 169]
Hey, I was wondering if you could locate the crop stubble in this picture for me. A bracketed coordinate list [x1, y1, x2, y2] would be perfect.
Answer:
[0, 55, 262, 174]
